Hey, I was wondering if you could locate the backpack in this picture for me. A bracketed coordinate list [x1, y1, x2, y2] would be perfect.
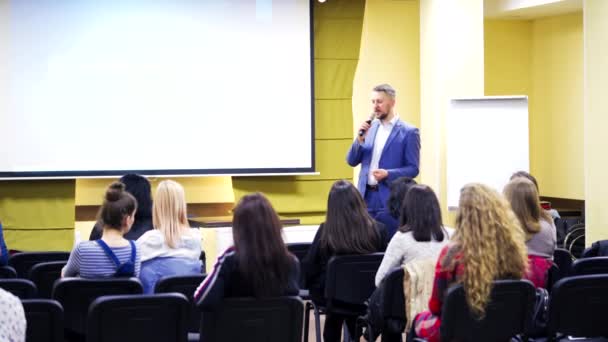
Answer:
[96, 239, 136, 277]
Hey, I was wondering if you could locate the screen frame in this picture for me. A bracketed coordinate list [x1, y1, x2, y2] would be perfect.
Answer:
[0, 0, 316, 179]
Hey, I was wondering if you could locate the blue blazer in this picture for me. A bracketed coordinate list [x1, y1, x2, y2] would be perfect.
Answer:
[346, 119, 420, 200]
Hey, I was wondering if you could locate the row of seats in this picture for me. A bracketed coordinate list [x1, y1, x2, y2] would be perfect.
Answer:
[4, 245, 608, 341]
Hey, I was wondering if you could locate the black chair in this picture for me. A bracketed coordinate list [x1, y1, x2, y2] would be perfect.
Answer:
[154, 274, 206, 333]
[546, 263, 561, 293]
[21, 299, 64, 342]
[28, 261, 67, 298]
[200, 297, 303, 342]
[553, 248, 573, 279]
[304, 253, 384, 342]
[87, 293, 189, 342]
[0, 265, 17, 278]
[547, 274, 608, 341]
[413, 280, 535, 342]
[0, 278, 37, 298]
[287, 242, 311, 290]
[8, 251, 70, 278]
[286, 242, 311, 262]
[571, 257, 608, 276]
[361, 267, 406, 342]
[52, 277, 143, 338]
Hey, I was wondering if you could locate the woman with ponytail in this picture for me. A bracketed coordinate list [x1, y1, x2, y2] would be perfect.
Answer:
[63, 182, 141, 278]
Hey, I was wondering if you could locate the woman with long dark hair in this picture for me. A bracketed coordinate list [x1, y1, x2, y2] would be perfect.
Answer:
[303, 180, 387, 342]
[194, 193, 299, 308]
[374, 177, 417, 239]
[375, 184, 451, 286]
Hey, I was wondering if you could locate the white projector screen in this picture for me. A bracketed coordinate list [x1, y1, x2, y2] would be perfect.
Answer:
[0, 0, 314, 179]
[446, 97, 529, 209]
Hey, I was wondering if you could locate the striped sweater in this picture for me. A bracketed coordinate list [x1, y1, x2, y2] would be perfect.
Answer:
[63, 240, 141, 278]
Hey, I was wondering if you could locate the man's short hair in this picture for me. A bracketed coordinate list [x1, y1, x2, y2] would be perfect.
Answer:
[373, 84, 396, 98]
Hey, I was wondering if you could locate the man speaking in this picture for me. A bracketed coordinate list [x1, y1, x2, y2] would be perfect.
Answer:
[346, 84, 421, 216]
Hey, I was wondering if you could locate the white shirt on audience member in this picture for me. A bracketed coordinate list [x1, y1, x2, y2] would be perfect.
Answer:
[0, 288, 26, 342]
[137, 228, 202, 262]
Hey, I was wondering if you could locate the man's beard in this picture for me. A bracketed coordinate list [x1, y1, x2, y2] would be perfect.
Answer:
[376, 111, 389, 120]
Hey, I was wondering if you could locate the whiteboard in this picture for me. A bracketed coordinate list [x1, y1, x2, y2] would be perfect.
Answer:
[446, 96, 529, 209]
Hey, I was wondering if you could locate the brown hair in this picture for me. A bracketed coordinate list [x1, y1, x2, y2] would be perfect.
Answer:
[97, 182, 137, 230]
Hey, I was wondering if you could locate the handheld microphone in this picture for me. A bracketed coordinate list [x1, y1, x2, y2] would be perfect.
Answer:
[358, 112, 376, 137]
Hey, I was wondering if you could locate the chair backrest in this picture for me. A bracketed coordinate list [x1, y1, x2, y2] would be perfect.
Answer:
[8, 252, 70, 278]
[440, 280, 536, 342]
[286, 243, 311, 262]
[553, 248, 573, 279]
[21, 299, 64, 342]
[286, 243, 310, 288]
[545, 263, 560, 292]
[199, 297, 303, 342]
[564, 224, 586, 258]
[382, 267, 406, 333]
[325, 253, 383, 308]
[0, 265, 17, 278]
[28, 261, 67, 298]
[548, 274, 608, 338]
[0, 278, 37, 299]
[87, 293, 189, 342]
[52, 277, 143, 335]
[154, 274, 206, 332]
[571, 256, 608, 276]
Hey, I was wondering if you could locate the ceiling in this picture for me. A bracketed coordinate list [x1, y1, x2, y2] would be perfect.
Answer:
[484, 0, 582, 19]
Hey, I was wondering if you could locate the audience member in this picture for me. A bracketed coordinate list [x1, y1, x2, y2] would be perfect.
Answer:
[89, 174, 153, 240]
[194, 193, 299, 308]
[504, 177, 557, 287]
[510, 171, 560, 220]
[137, 180, 202, 293]
[63, 182, 141, 278]
[303, 180, 387, 342]
[0, 288, 26, 342]
[413, 183, 528, 342]
[0, 220, 7, 266]
[375, 184, 452, 286]
[374, 177, 417, 240]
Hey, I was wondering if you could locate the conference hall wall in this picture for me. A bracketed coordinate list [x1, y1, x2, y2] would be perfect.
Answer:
[484, 12, 583, 201]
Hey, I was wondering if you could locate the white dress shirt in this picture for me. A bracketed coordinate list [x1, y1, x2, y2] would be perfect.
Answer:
[368, 115, 399, 185]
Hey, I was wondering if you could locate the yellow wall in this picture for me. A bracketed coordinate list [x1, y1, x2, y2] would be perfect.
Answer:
[76, 177, 234, 206]
[484, 20, 532, 96]
[353, 0, 420, 133]
[584, 0, 608, 245]
[484, 13, 583, 200]
[531, 12, 583, 199]
[420, 0, 485, 223]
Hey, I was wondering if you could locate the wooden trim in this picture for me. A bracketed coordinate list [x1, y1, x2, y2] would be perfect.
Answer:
[75, 202, 235, 221]
[540, 196, 585, 218]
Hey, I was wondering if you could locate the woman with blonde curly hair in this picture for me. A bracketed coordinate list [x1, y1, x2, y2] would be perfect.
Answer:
[412, 183, 529, 342]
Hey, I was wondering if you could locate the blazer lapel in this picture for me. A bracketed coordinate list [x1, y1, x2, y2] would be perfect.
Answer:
[365, 121, 380, 148]
[379, 120, 402, 163]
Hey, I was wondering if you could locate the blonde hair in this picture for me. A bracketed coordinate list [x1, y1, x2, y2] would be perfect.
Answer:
[449, 183, 528, 318]
[153, 180, 189, 248]
[503, 178, 552, 240]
